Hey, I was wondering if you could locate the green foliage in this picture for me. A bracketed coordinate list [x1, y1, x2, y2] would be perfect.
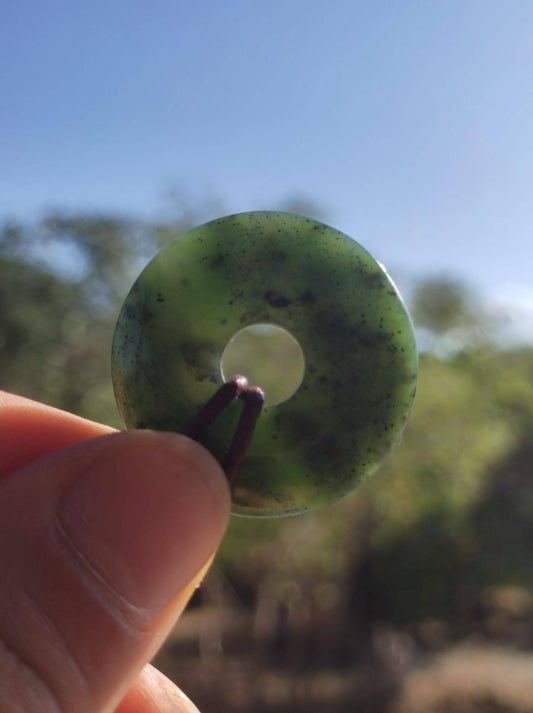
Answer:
[411, 278, 476, 335]
[0, 256, 102, 412]
[369, 352, 517, 539]
[0, 210, 197, 421]
[409, 277, 498, 355]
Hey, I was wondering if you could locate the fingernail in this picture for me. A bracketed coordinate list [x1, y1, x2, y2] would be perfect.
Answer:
[147, 665, 202, 713]
[57, 431, 230, 619]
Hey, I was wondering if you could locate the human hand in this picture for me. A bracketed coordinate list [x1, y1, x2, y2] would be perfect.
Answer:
[0, 391, 231, 713]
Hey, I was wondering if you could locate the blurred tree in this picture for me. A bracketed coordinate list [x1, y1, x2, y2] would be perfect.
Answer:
[0, 257, 89, 409]
[411, 278, 475, 335]
[276, 196, 328, 222]
[0, 208, 199, 423]
[409, 277, 495, 355]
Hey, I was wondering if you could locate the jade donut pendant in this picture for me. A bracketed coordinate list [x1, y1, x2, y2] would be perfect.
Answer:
[112, 211, 418, 517]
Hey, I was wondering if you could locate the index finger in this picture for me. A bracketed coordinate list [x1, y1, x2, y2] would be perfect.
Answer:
[0, 390, 115, 478]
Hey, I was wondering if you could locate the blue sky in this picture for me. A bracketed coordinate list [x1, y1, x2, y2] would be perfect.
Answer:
[2, 0, 533, 336]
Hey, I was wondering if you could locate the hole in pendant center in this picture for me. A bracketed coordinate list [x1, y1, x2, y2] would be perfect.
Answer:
[221, 323, 305, 406]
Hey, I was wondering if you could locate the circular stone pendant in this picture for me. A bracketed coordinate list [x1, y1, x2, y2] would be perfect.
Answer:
[112, 212, 418, 517]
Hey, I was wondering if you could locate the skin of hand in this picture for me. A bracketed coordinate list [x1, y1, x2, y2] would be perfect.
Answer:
[0, 390, 231, 713]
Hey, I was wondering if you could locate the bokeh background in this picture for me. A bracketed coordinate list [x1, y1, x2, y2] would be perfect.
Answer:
[2, 2, 533, 711]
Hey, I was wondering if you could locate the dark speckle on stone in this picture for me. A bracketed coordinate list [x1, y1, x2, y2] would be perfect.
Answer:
[270, 250, 287, 263]
[156, 292, 165, 303]
[264, 290, 291, 308]
[364, 272, 385, 288]
[139, 303, 154, 324]
[300, 289, 316, 304]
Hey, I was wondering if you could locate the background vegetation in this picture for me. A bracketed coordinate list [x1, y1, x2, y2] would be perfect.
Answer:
[2, 203, 533, 712]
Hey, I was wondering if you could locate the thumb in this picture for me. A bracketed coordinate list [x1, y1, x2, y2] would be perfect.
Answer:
[0, 429, 230, 713]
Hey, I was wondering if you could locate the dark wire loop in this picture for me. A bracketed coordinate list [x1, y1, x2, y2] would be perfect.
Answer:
[182, 374, 249, 439]
[182, 375, 265, 484]
[224, 386, 265, 485]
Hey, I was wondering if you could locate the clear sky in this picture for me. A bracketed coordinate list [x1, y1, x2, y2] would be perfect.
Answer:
[2, 1, 533, 337]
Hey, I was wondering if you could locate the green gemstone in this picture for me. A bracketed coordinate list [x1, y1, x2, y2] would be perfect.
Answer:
[112, 212, 418, 517]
